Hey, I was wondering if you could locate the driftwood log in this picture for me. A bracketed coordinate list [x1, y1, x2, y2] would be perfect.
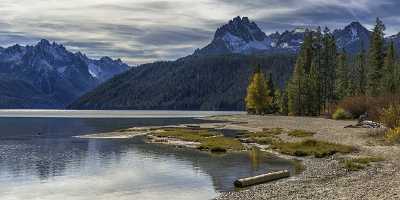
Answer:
[234, 170, 290, 188]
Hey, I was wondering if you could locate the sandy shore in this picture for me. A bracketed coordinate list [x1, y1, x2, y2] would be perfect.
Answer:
[77, 114, 400, 199]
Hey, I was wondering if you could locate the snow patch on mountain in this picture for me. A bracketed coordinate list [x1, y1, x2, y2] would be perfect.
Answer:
[222, 33, 271, 52]
[88, 63, 101, 78]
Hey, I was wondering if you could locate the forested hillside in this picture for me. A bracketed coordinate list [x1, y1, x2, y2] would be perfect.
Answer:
[69, 54, 295, 110]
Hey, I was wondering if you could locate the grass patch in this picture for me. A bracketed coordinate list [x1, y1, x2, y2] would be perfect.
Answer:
[288, 130, 316, 138]
[271, 139, 354, 158]
[153, 127, 216, 142]
[343, 156, 384, 171]
[153, 127, 244, 152]
[242, 130, 283, 145]
[198, 137, 244, 152]
[344, 160, 365, 171]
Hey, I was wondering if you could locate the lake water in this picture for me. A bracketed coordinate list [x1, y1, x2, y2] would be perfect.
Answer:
[0, 110, 294, 200]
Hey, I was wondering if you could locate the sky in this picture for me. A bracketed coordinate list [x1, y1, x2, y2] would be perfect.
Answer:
[1, 0, 400, 65]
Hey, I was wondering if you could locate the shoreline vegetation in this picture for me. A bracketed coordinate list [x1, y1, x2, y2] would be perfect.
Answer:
[76, 114, 400, 199]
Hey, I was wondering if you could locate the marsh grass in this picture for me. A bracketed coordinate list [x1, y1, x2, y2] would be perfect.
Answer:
[271, 140, 354, 158]
[198, 137, 244, 152]
[242, 129, 283, 145]
[288, 130, 316, 138]
[154, 127, 216, 142]
[153, 127, 244, 152]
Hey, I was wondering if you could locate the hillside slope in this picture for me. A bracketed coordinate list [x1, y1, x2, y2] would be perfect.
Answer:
[69, 54, 295, 110]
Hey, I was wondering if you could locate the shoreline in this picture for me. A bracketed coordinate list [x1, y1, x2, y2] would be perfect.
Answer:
[76, 114, 400, 200]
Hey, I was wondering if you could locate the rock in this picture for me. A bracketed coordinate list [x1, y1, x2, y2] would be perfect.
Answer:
[358, 120, 385, 128]
[345, 120, 385, 129]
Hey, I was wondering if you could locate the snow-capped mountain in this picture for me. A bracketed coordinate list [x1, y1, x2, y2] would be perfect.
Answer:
[196, 17, 376, 55]
[0, 39, 129, 108]
[333, 22, 371, 53]
[197, 17, 274, 54]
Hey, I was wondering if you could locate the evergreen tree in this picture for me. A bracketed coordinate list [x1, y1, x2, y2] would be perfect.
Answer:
[336, 50, 349, 99]
[367, 18, 386, 96]
[266, 73, 275, 98]
[382, 41, 397, 93]
[321, 27, 337, 112]
[266, 73, 277, 113]
[288, 31, 313, 115]
[280, 88, 289, 115]
[245, 66, 271, 114]
[307, 60, 321, 115]
[354, 48, 367, 95]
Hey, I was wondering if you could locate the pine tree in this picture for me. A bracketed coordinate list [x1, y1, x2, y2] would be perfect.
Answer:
[354, 48, 367, 95]
[367, 18, 386, 96]
[288, 31, 313, 115]
[336, 50, 349, 99]
[281, 88, 289, 115]
[321, 27, 337, 112]
[266, 73, 277, 113]
[245, 66, 271, 115]
[288, 56, 306, 115]
[266, 73, 275, 98]
[307, 60, 321, 115]
[382, 41, 397, 93]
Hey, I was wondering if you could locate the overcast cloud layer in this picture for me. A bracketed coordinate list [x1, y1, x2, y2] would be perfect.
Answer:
[1, 0, 399, 65]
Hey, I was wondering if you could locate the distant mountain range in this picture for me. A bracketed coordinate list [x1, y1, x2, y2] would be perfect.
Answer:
[70, 16, 400, 111]
[195, 17, 380, 55]
[0, 39, 129, 108]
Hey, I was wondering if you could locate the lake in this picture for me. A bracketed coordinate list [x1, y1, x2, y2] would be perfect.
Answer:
[0, 110, 294, 200]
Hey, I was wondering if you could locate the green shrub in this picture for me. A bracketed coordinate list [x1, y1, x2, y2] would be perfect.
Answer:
[332, 108, 352, 120]
[385, 128, 400, 144]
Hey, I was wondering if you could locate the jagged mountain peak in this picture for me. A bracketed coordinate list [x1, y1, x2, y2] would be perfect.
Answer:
[196, 16, 272, 55]
[214, 16, 266, 42]
[0, 40, 130, 108]
[198, 18, 379, 55]
[333, 21, 371, 53]
[347, 21, 364, 28]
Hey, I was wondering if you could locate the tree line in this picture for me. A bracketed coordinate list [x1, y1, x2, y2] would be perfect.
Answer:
[246, 18, 400, 116]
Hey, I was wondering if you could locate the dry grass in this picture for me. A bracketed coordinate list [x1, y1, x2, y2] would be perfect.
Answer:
[384, 128, 400, 144]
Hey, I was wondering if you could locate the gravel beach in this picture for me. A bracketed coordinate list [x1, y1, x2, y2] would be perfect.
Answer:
[210, 115, 400, 200]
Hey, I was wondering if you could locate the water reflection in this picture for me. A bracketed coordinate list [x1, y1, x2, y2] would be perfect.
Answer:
[0, 117, 294, 200]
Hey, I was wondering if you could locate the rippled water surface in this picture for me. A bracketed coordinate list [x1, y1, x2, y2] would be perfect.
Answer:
[0, 110, 294, 200]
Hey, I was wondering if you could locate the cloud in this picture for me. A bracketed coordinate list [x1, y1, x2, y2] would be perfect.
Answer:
[0, 0, 399, 65]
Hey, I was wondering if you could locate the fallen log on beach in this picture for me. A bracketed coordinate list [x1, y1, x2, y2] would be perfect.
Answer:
[234, 170, 290, 188]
